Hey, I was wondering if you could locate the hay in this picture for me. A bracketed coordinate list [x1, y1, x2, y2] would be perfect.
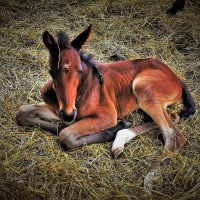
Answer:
[0, 0, 199, 199]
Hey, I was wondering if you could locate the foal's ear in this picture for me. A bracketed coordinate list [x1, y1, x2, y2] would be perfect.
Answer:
[43, 31, 59, 52]
[71, 25, 93, 50]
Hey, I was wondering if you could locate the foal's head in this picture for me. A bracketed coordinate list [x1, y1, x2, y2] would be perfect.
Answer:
[43, 25, 93, 122]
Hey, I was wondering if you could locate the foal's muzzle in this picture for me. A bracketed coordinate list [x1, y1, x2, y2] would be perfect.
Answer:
[59, 108, 77, 122]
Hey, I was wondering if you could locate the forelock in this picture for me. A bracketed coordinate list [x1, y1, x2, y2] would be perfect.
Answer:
[56, 31, 71, 50]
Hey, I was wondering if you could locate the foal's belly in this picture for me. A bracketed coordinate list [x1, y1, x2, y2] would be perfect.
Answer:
[117, 94, 138, 118]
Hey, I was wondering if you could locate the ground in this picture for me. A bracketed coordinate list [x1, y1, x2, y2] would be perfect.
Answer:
[0, 0, 199, 199]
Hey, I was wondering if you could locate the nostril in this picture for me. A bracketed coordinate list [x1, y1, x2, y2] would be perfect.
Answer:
[73, 108, 77, 116]
[59, 109, 76, 122]
[59, 110, 64, 118]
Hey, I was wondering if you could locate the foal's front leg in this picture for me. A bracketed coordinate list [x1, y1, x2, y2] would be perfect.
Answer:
[59, 117, 131, 150]
[16, 103, 64, 135]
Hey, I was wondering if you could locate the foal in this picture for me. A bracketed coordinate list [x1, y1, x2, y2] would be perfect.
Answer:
[16, 25, 195, 157]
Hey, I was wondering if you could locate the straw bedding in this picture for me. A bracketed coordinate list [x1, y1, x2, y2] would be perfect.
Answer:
[0, 0, 199, 199]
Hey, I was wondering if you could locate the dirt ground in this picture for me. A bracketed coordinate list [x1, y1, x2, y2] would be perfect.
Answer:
[0, 0, 199, 199]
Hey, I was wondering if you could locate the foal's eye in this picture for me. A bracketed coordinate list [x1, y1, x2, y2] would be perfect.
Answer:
[63, 67, 69, 74]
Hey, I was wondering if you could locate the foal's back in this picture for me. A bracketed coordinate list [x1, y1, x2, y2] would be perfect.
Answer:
[99, 57, 182, 107]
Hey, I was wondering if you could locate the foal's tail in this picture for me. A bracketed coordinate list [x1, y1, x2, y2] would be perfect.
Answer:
[179, 80, 196, 118]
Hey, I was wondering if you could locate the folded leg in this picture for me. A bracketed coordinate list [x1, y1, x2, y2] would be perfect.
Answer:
[16, 103, 63, 135]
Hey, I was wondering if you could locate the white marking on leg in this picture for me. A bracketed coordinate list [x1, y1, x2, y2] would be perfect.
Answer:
[112, 129, 137, 157]
[161, 127, 177, 150]
[162, 127, 174, 138]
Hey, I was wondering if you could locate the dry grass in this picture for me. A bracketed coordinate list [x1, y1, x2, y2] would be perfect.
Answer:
[0, 0, 200, 199]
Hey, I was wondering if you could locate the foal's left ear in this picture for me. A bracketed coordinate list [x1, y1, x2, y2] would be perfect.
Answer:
[71, 25, 93, 50]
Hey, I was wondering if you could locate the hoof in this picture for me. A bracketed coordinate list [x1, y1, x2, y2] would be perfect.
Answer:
[112, 147, 124, 158]
[164, 133, 186, 152]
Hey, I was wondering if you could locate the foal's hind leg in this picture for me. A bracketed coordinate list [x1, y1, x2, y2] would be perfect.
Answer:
[111, 111, 180, 158]
[163, 109, 186, 150]
[16, 103, 63, 135]
[112, 122, 157, 158]
[139, 100, 186, 151]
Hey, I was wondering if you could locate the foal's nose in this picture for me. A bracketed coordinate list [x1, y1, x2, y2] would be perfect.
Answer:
[59, 109, 77, 122]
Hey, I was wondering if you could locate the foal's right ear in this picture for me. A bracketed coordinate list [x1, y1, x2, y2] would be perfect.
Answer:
[43, 31, 58, 51]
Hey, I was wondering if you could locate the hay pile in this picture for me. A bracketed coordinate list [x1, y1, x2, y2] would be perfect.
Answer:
[0, 0, 199, 199]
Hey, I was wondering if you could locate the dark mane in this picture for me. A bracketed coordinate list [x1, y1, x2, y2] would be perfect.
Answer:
[80, 51, 94, 65]
[56, 31, 70, 50]
[80, 51, 103, 84]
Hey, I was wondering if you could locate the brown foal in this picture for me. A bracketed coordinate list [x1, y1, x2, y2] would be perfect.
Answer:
[16, 25, 195, 157]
